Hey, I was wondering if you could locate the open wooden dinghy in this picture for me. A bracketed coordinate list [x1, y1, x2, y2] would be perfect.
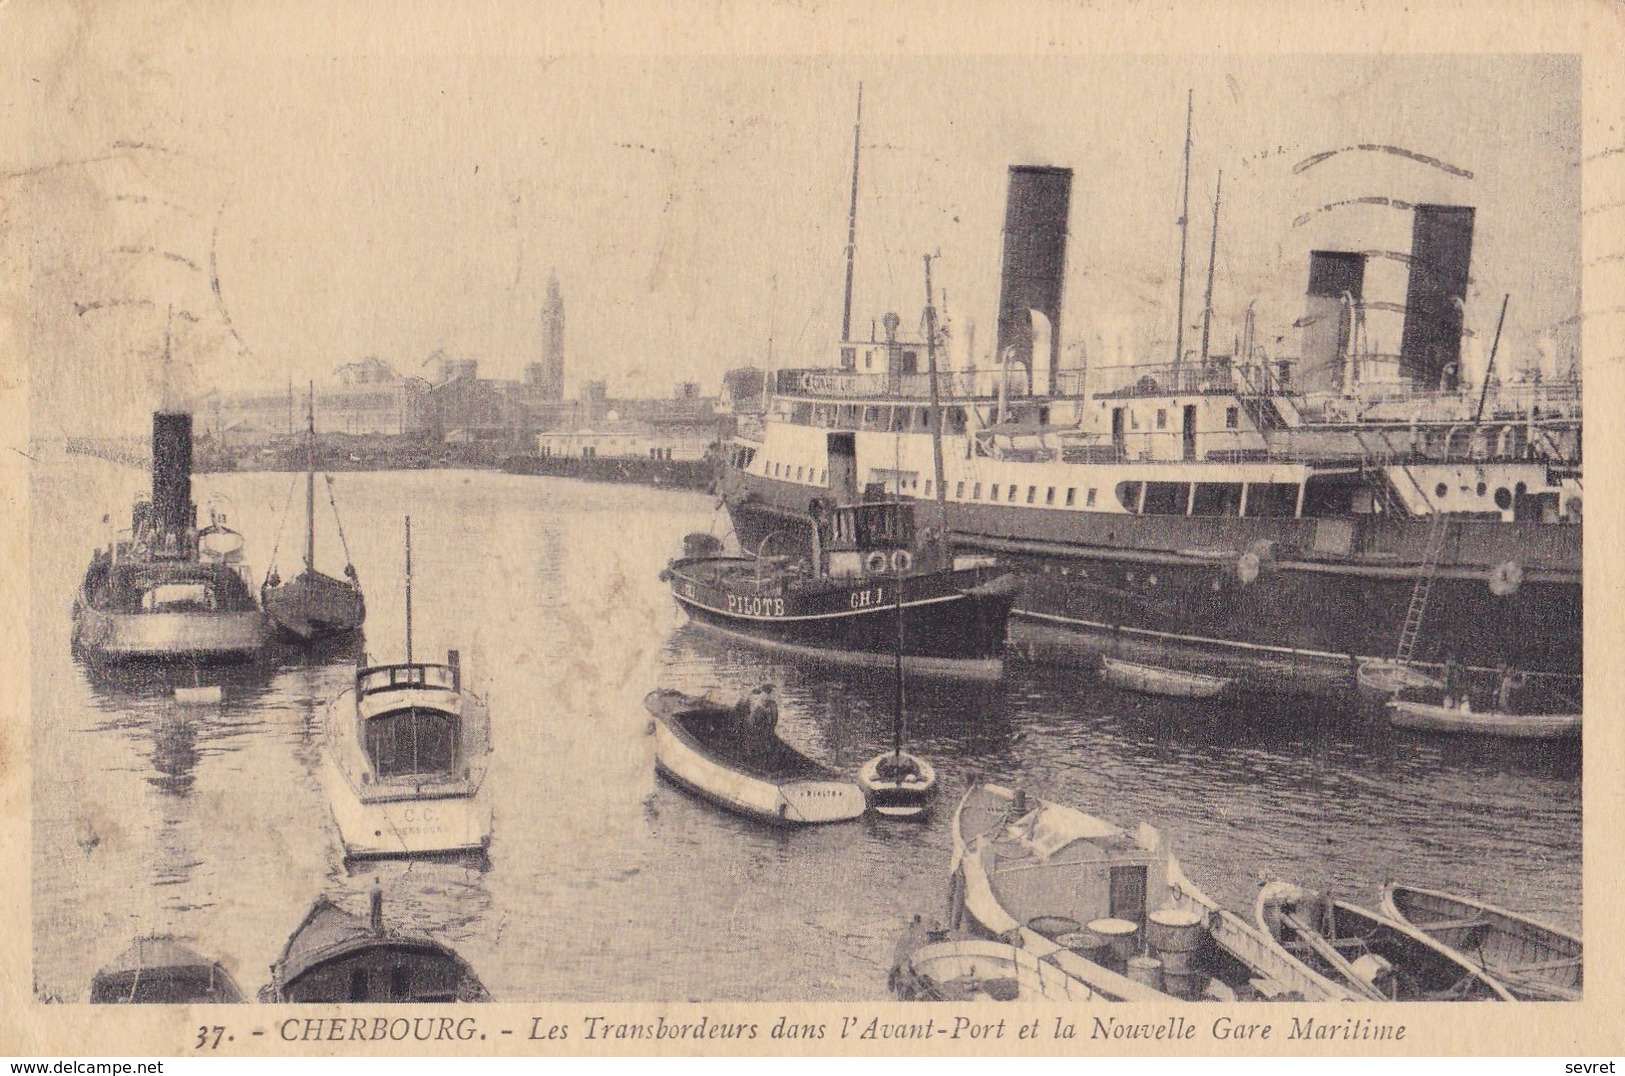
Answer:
[1380, 883, 1581, 1000]
[889, 922, 1095, 1002]
[1386, 699, 1580, 740]
[645, 688, 866, 825]
[1255, 880, 1517, 1001]
[1100, 657, 1230, 699]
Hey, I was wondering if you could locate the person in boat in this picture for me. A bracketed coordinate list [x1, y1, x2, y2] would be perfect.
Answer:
[735, 683, 779, 733]
[1496, 662, 1524, 714]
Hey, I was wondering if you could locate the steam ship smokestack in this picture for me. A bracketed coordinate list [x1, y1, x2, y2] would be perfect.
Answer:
[1400, 204, 1475, 391]
[994, 166, 1072, 397]
[1299, 251, 1367, 393]
[150, 411, 195, 542]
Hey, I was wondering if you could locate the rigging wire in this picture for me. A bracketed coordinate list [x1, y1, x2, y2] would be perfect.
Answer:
[324, 474, 357, 572]
[261, 474, 300, 586]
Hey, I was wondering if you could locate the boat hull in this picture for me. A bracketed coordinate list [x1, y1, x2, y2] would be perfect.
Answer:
[1254, 881, 1517, 1001]
[1386, 700, 1580, 739]
[71, 600, 266, 661]
[324, 755, 492, 858]
[857, 751, 937, 818]
[723, 471, 1580, 704]
[890, 937, 1095, 1001]
[1380, 884, 1581, 1000]
[1100, 656, 1230, 698]
[666, 556, 1015, 680]
[646, 690, 867, 825]
[263, 570, 365, 641]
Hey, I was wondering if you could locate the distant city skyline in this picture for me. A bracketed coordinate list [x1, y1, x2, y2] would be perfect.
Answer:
[5, 16, 1585, 437]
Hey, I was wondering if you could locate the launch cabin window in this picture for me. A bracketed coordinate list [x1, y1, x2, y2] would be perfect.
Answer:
[973, 483, 982, 500]
[947, 408, 967, 435]
[1065, 488, 1075, 506]
[820, 470, 827, 484]
[924, 482, 932, 497]
[1226, 407, 1239, 429]
[956, 482, 965, 499]
[1156, 409, 1167, 430]
[796, 467, 804, 481]
[1027, 486, 1037, 504]
[1008, 485, 1018, 502]
[1115, 481, 1142, 512]
[1046, 487, 1056, 505]
[1086, 488, 1097, 507]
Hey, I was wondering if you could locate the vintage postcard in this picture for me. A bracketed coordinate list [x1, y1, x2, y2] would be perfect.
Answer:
[1, 0, 1621, 1062]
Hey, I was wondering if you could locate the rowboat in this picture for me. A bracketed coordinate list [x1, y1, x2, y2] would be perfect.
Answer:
[949, 782, 1355, 1001]
[1386, 699, 1580, 740]
[857, 751, 937, 818]
[1356, 659, 1443, 697]
[1100, 657, 1230, 699]
[260, 893, 489, 1003]
[89, 937, 243, 1004]
[1255, 880, 1517, 1001]
[889, 922, 1095, 1001]
[645, 688, 867, 825]
[1380, 883, 1581, 1000]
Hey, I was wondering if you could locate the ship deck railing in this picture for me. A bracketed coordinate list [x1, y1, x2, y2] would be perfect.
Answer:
[771, 367, 1090, 402]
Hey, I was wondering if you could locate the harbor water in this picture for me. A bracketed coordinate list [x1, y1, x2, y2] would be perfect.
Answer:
[31, 455, 1581, 1002]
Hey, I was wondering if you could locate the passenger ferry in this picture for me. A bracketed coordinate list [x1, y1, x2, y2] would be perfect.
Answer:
[720, 165, 1580, 707]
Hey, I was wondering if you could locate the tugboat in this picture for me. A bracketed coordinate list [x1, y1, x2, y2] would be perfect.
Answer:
[72, 410, 266, 661]
[323, 518, 491, 858]
[262, 385, 365, 642]
[663, 498, 1018, 679]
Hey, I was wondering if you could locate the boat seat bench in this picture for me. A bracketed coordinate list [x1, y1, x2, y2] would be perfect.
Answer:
[1421, 916, 1491, 932]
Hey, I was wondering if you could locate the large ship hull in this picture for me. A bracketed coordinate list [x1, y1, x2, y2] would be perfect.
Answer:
[722, 468, 1581, 705]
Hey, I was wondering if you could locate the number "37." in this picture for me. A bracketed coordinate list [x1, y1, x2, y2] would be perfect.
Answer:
[194, 1026, 226, 1050]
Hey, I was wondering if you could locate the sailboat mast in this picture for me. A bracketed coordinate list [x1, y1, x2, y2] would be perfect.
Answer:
[1199, 170, 1222, 368]
[305, 382, 316, 572]
[892, 433, 904, 759]
[1173, 89, 1193, 375]
[404, 516, 414, 664]
[840, 84, 864, 343]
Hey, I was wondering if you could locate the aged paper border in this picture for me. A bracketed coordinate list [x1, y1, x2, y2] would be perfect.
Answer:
[2, 0, 1622, 1059]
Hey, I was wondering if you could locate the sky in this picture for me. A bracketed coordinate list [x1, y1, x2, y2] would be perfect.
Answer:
[2, 4, 1592, 438]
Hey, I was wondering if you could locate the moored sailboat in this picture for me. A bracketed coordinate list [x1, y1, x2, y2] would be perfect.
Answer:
[262, 386, 365, 641]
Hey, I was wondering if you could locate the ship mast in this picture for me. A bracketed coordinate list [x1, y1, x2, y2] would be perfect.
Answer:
[840, 84, 863, 344]
[1199, 170, 1222, 368]
[305, 382, 316, 573]
[923, 254, 949, 566]
[1173, 90, 1193, 376]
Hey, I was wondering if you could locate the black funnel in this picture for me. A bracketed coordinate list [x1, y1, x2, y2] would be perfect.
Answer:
[994, 166, 1072, 395]
[151, 411, 194, 539]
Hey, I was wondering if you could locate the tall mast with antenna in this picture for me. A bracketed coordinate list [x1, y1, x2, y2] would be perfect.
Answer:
[1173, 90, 1193, 376]
[1199, 169, 1223, 368]
[840, 84, 864, 344]
[404, 516, 414, 664]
